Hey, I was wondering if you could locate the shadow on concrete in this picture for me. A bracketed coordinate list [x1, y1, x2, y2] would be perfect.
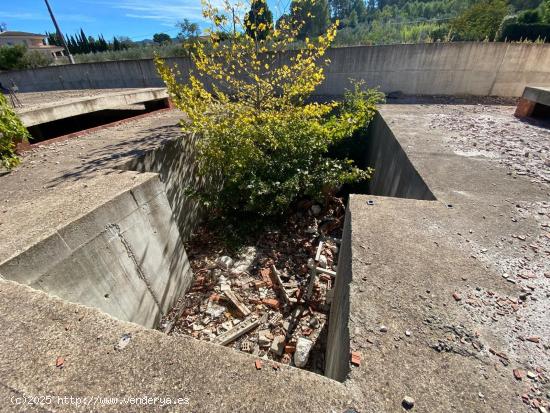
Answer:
[47, 124, 181, 185]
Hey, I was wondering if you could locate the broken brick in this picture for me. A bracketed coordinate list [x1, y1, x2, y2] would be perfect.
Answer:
[253, 280, 266, 289]
[452, 292, 462, 301]
[260, 268, 273, 288]
[284, 344, 296, 354]
[350, 351, 361, 366]
[255, 359, 263, 370]
[513, 369, 526, 380]
[262, 298, 280, 310]
[55, 356, 64, 368]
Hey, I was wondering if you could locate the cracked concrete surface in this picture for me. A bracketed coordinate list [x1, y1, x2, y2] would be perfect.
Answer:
[0, 101, 548, 412]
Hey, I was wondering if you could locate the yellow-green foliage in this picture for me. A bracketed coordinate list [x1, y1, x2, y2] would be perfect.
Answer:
[156, 0, 383, 216]
[0, 93, 29, 170]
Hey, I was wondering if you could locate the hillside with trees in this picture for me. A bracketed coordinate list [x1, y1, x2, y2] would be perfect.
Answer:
[329, 0, 550, 45]
[1, 0, 549, 70]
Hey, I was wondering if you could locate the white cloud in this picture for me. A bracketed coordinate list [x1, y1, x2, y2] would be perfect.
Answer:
[107, 0, 205, 25]
[0, 11, 95, 23]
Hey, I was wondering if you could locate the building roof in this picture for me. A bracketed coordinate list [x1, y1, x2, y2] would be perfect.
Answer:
[0, 31, 45, 38]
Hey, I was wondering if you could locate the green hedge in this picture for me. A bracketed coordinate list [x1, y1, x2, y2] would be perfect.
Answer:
[499, 23, 550, 41]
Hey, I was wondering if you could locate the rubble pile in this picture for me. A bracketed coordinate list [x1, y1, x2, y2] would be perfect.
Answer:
[161, 198, 346, 373]
[429, 105, 550, 184]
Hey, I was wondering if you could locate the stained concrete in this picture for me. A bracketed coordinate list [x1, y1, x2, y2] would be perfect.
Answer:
[0, 279, 355, 412]
[15, 88, 168, 127]
[326, 104, 548, 412]
[0, 110, 194, 327]
[522, 85, 550, 107]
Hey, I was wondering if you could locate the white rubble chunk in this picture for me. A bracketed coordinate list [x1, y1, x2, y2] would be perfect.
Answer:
[294, 337, 313, 368]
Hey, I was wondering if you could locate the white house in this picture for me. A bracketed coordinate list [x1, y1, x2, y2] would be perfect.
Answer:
[0, 31, 65, 59]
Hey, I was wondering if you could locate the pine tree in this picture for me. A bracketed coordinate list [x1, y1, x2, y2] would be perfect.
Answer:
[329, 0, 352, 20]
[245, 0, 274, 40]
[291, 0, 331, 39]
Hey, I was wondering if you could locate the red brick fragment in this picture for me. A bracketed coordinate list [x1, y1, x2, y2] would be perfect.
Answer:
[55, 356, 64, 368]
[262, 298, 280, 310]
[452, 292, 462, 301]
[513, 369, 526, 380]
[260, 268, 273, 288]
[350, 351, 361, 366]
[255, 359, 263, 370]
[284, 344, 296, 354]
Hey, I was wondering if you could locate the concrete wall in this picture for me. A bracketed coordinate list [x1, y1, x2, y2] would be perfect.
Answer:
[0, 174, 192, 328]
[1, 42, 549, 97]
[119, 135, 207, 241]
[363, 113, 436, 200]
[325, 205, 352, 382]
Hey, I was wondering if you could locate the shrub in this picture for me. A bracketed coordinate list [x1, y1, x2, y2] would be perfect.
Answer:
[0, 45, 27, 71]
[0, 93, 29, 170]
[517, 8, 542, 23]
[499, 22, 550, 40]
[156, 0, 383, 218]
[451, 0, 509, 41]
[20, 50, 54, 69]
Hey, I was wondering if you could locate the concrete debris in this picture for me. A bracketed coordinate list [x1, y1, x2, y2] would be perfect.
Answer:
[258, 330, 273, 347]
[114, 333, 131, 350]
[161, 197, 345, 372]
[205, 301, 226, 318]
[212, 314, 265, 346]
[310, 204, 322, 216]
[270, 335, 285, 356]
[216, 256, 234, 270]
[232, 246, 257, 274]
[294, 337, 313, 368]
[224, 290, 251, 317]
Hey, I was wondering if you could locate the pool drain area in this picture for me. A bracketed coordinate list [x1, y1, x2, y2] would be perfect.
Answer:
[160, 204, 344, 374]
[0, 105, 436, 381]
[120, 110, 436, 377]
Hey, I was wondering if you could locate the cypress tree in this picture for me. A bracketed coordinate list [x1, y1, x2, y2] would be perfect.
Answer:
[245, 0, 274, 40]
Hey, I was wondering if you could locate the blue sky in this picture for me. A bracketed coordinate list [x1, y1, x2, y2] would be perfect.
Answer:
[0, 0, 289, 41]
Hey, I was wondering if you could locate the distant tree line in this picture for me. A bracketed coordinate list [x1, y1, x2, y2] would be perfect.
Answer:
[46, 29, 134, 55]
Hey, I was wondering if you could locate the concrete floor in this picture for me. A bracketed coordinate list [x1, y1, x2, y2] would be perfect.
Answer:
[0, 102, 548, 412]
[0, 109, 182, 263]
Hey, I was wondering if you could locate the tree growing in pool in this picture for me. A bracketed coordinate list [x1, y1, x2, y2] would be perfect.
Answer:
[155, 0, 383, 218]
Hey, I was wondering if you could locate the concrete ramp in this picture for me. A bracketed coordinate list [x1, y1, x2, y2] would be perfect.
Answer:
[16, 88, 169, 127]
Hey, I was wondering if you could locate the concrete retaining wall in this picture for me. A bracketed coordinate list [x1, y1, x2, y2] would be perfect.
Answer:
[325, 206, 352, 382]
[119, 135, 206, 241]
[0, 174, 192, 328]
[1, 42, 549, 97]
[325, 110, 435, 381]
[363, 113, 435, 200]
